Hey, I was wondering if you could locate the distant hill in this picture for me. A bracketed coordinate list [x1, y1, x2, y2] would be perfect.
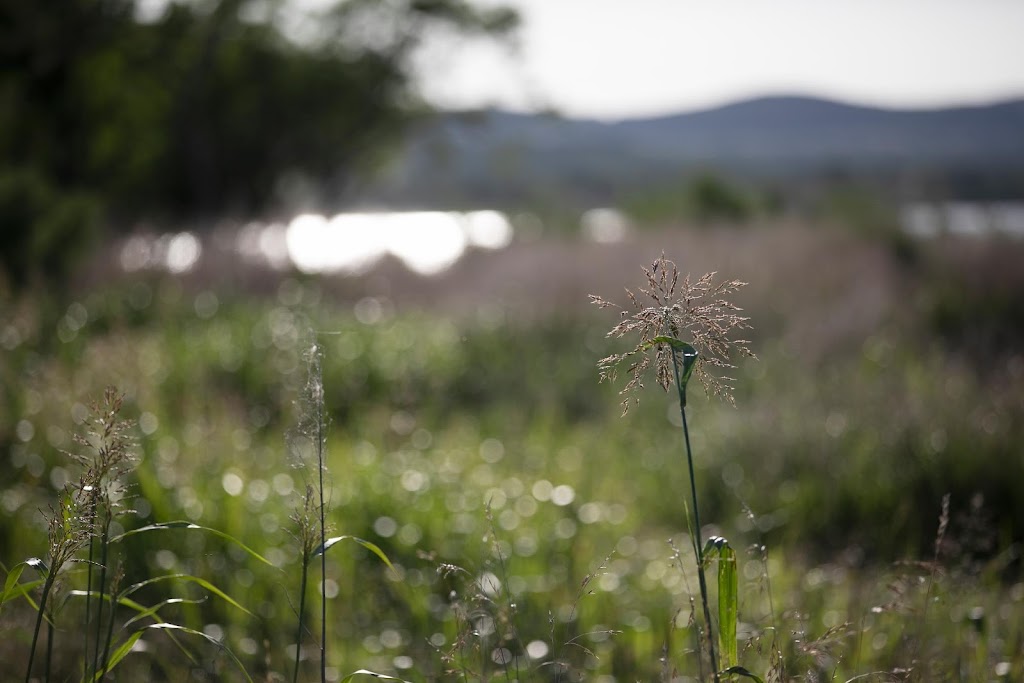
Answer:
[359, 96, 1024, 207]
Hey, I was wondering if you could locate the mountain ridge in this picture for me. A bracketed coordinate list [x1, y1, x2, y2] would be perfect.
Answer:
[360, 95, 1024, 207]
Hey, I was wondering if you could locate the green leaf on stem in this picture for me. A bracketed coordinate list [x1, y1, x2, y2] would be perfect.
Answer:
[313, 536, 396, 575]
[703, 536, 738, 670]
[721, 665, 765, 683]
[112, 521, 275, 567]
[340, 669, 413, 683]
[146, 623, 254, 682]
[89, 631, 143, 682]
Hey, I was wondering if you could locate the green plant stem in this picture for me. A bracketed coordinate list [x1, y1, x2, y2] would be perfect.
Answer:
[84, 536, 95, 682]
[45, 614, 54, 683]
[318, 397, 327, 683]
[25, 572, 55, 683]
[671, 349, 720, 682]
[98, 581, 118, 680]
[293, 555, 310, 683]
[92, 520, 110, 677]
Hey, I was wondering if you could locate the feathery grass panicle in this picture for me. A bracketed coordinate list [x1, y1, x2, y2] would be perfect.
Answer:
[288, 340, 333, 683]
[590, 253, 755, 413]
[70, 387, 137, 490]
[25, 387, 137, 683]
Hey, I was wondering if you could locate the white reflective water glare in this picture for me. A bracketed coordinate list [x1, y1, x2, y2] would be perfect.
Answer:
[118, 210, 514, 275]
[284, 209, 514, 276]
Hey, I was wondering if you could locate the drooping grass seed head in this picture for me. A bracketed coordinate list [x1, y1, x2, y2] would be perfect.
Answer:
[591, 254, 755, 412]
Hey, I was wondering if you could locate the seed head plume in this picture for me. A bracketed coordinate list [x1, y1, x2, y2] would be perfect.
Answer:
[590, 253, 755, 413]
[288, 339, 333, 683]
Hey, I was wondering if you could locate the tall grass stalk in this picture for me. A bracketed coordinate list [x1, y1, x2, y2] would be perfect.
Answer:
[20, 388, 137, 683]
[593, 254, 754, 681]
[76, 389, 135, 681]
[670, 345, 719, 680]
[25, 481, 95, 683]
[292, 486, 318, 683]
[290, 343, 331, 683]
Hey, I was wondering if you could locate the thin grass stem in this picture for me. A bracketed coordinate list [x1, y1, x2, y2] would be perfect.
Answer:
[91, 521, 110, 677]
[84, 536, 95, 682]
[671, 349, 720, 682]
[25, 572, 55, 683]
[45, 611, 54, 683]
[293, 554, 310, 683]
[98, 569, 120, 680]
[317, 376, 327, 683]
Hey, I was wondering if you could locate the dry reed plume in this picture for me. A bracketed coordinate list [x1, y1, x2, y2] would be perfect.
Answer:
[591, 253, 755, 412]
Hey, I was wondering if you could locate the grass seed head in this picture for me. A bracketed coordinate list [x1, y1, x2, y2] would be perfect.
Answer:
[591, 253, 755, 412]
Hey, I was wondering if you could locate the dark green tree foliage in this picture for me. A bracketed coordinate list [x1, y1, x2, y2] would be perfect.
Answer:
[0, 0, 516, 287]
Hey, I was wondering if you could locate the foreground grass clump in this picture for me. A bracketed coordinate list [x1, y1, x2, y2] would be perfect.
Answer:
[2, 233, 1023, 680]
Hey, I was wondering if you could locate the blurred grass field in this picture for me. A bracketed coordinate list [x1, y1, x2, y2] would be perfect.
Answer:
[2, 223, 1023, 681]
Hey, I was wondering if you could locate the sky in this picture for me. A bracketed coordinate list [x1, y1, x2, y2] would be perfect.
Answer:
[413, 0, 1024, 121]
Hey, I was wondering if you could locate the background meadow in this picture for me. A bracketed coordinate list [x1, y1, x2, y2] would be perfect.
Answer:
[3, 221, 1023, 681]
[4, 2, 1024, 679]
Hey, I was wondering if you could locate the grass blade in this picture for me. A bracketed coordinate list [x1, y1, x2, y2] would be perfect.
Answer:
[340, 669, 412, 683]
[1, 562, 26, 612]
[703, 536, 738, 671]
[1, 560, 44, 613]
[90, 631, 143, 682]
[111, 521, 276, 567]
[721, 666, 765, 683]
[146, 623, 254, 683]
[313, 536, 396, 573]
[716, 540, 738, 671]
[120, 573, 253, 616]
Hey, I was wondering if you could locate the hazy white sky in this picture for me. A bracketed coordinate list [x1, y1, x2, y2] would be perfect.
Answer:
[414, 0, 1024, 120]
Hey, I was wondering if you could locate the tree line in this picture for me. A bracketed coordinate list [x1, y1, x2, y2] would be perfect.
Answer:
[0, 0, 515, 289]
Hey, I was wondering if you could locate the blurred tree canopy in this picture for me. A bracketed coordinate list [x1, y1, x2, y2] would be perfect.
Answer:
[0, 0, 516, 288]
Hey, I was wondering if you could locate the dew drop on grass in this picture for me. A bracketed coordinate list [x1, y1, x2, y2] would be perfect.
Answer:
[362, 635, 382, 653]
[554, 518, 577, 539]
[45, 425, 66, 448]
[578, 502, 602, 523]
[478, 571, 501, 597]
[531, 479, 552, 501]
[526, 640, 549, 660]
[202, 623, 224, 642]
[479, 438, 504, 463]
[194, 291, 219, 320]
[374, 516, 398, 537]
[397, 523, 422, 545]
[498, 509, 519, 530]
[551, 484, 575, 506]
[154, 549, 177, 570]
[380, 629, 402, 648]
[513, 535, 537, 557]
[599, 573, 620, 592]
[49, 466, 69, 490]
[15, 419, 34, 442]
[514, 496, 537, 517]
[221, 471, 244, 496]
[139, 411, 159, 435]
[272, 473, 294, 496]
[616, 536, 637, 556]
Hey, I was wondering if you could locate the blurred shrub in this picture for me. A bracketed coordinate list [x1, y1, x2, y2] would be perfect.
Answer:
[624, 172, 763, 226]
[819, 184, 917, 262]
[0, 168, 100, 291]
[0, 0, 518, 225]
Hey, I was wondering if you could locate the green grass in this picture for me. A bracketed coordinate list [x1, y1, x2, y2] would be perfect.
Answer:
[2, 229, 1023, 681]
